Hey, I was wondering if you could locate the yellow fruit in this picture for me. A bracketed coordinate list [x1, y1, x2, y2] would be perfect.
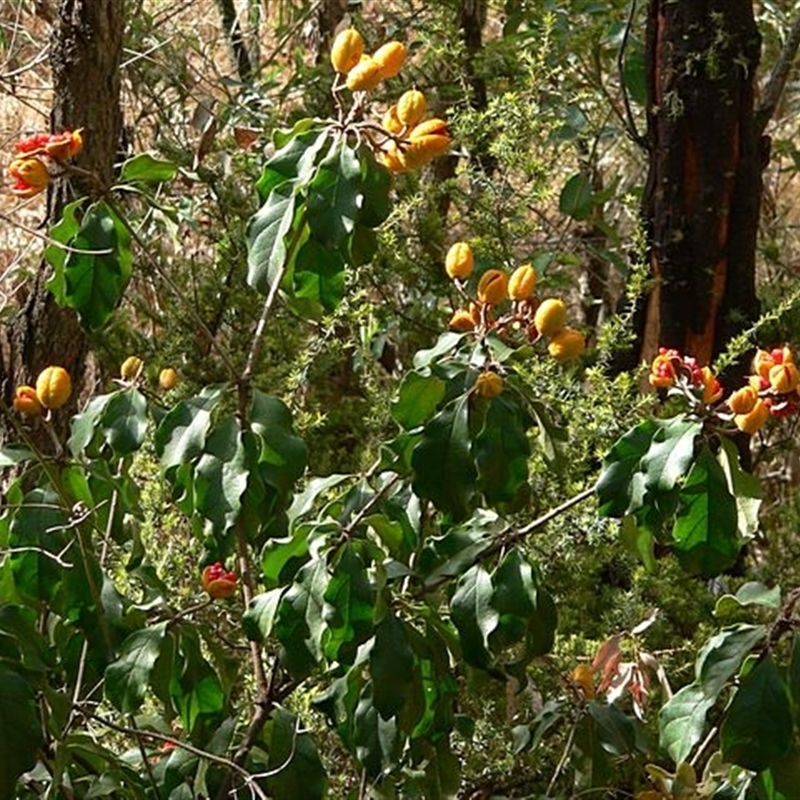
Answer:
[13, 385, 43, 416]
[382, 105, 404, 135]
[548, 328, 585, 362]
[407, 134, 451, 160]
[330, 28, 364, 74]
[569, 664, 596, 699]
[35, 366, 72, 410]
[346, 56, 382, 91]
[508, 264, 537, 301]
[728, 385, 758, 415]
[449, 310, 476, 332]
[407, 118, 449, 139]
[159, 367, 178, 390]
[734, 398, 770, 434]
[534, 298, 567, 337]
[372, 41, 407, 79]
[381, 144, 406, 173]
[477, 270, 509, 306]
[769, 362, 799, 394]
[120, 355, 143, 380]
[445, 242, 474, 280]
[396, 89, 427, 127]
[475, 371, 503, 398]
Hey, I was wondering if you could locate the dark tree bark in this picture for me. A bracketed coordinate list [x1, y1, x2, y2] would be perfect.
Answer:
[640, 0, 762, 368]
[1, 0, 124, 447]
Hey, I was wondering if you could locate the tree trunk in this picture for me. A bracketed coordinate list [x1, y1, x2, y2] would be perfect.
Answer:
[641, 0, 762, 368]
[1, 0, 124, 447]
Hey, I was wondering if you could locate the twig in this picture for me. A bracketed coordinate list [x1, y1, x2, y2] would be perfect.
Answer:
[617, 0, 647, 149]
[756, 9, 800, 134]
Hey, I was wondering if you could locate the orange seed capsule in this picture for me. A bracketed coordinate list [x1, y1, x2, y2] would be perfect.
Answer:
[445, 242, 474, 280]
[534, 298, 567, 337]
[508, 264, 537, 301]
[397, 89, 427, 127]
[346, 56, 382, 91]
[35, 366, 72, 410]
[372, 41, 407, 79]
[331, 28, 364, 74]
[475, 371, 503, 398]
[477, 270, 509, 306]
[548, 328, 585, 362]
[159, 368, 178, 390]
[13, 385, 43, 416]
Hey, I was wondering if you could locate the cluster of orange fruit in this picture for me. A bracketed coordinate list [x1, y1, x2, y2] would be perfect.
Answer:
[443, 241, 586, 397]
[330, 28, 452, 173]
[648, 345, 799, 434]
[7, 130, 83, 198]
[13, 366, 72, 416]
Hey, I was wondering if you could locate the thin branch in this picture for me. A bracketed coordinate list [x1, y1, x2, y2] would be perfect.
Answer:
[616, 0, 647, 149]
[756, 9, 800, 134]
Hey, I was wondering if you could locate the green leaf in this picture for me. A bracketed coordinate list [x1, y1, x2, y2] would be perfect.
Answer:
[559, 172, 594, 221]
[474, 393, 530, 506]
[243, 588, 285, 642]
[412, 395, 476, 521]
[527, 398, 568, 469]
[256, 125, 329, 201]
[306, 141, 361, 247]
[250, 390, 308, 496]
[717, 437, 761, 539]
[45, 197, 86, 302]
[392, 371, 446, 430]
[571, 712, 612, 791]
[68, 392, 114, 457]
[193, 416, 247, 537]
[641, 418, 701, 493]
[714, 582, 781, 618]
[105, 623, 168, 713]
[323, 544, 375, 663]
[596, 419, 660, 517]
[275, 559, 328, 679]
[658, 623, 766, 763]
[246, 182, 298, 295]
[370, 613, 415, 719]
[155, 386, 225, 471]
[0, 666, 44, 798]
[0, 445, 34, 467]
[721, 655, 793, 771]
[672, 445, 741, 577]
[101, 388, 148, 456]
[264, 707, 328, 800]
[292, 237, 346, 313]
[450, 564, 499, 668]
[358, 149, 392, 228]
[61, 200, 133, 331]
[622, 47, 647, 106]
[119, 153, 177, 183]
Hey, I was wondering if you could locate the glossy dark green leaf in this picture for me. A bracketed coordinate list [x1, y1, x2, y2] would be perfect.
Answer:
[672, 445, 741, 577]
[596, 419, 659, 517]
[714, 581, 781, 618]
[641, 418, 701, 493]
[622, 46, 646, 106]
[392, 371, 446, 430]
[370, 613, 415, 719]
[358, 149, 392, 228]
[275, 559, 327, 679]
[246, 182, 297, 295]
[264, 707, 328, 800]
[193, 416, 247, 538]
[293, 237, 346, 313]
[0, 666, 44, 798]
[256, 124, 329, 201]
[474, 393, 530, 506]
[155, 386, 225, 472]
[45, 197, 86, 302]
[721, 655, 793, 771]
[250, 390, 308, 495]
[559, 172, 594, 221]
[571, 712, 612, 791]
[527, 398, 568, 469]
[323, 544, 375, 663]
[101, 388, 148, 456]
[450, 564, 498, 668]
[62, 200, 133, 331]
[119, 153, 177, 183]
[68, 393, 114, 457]
[412, 396, 476, 521]
[306, 141, 361, 247]
[170, 627, 225, 734]
[717, 437, 762, 539]
[243, 588, 285, 642]
[104, 623, 168, 713]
